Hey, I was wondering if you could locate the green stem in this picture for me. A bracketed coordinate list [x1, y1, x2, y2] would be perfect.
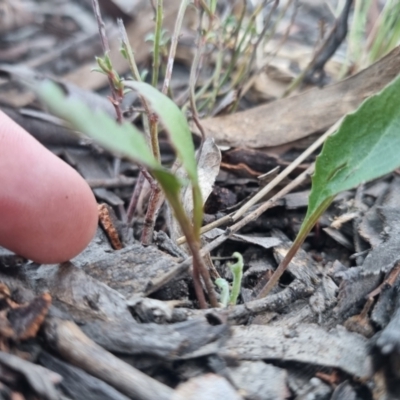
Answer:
[118, 19, 142, 82]
[256, 196, 334, 299]
[152, 0, 164, 88]
[229, 252, 244, 305]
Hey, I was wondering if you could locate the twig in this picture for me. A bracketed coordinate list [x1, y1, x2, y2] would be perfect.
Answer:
[229, 164, 314, 234]
[232, 118, 342, 221]
[126, 171, 145, 224]
[176, 214, 234, 245]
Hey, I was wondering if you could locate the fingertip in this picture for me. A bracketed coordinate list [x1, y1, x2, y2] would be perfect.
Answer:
[0, 110, 99, 263]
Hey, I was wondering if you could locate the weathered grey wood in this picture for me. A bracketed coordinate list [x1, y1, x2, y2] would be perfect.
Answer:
[44, 318, 173, 400]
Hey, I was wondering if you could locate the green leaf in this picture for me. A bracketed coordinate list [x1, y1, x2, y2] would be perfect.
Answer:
[301, 72, 400, 237]
[125, 80, 204, 234]
[124, 81, 198, 185]
[33, 80, 201, 239]
[258, 72, 400, 299]
[35, 81, 158, 170]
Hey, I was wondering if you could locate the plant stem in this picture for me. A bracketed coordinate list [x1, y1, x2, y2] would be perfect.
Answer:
[91, 0, 123, 124]
[255, 196, 333, 299]
[119, 20, 162, 229]
[118, 19, 142, 82]
[152, 0, 164, 88]
[189, 6, 206, 143]
[162, 0, 189, 94]
[229, 252, 244, 305]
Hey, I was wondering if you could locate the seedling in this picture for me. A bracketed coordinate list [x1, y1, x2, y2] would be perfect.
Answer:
[215, 252, 244, 307]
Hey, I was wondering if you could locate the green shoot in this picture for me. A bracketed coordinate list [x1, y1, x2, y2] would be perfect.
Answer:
[229, 252, 244, 305]
[215, 278, 230, 307]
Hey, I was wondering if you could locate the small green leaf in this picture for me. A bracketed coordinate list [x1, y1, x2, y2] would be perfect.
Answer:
[302, 72, 400, 237]
[124, 81, 198, 185]
[33, 80, 197, 237]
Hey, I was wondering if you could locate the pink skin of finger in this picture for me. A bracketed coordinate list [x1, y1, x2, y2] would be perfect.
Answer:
[0, 110, 98, 263]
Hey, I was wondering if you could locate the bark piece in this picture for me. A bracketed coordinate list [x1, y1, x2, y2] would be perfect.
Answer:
[0, 351, 61, 400]
[8, 293, 51, 340]
[19, 262, 130, 323]
[82, 244, 181, 297]
[80, 315, 229, 359]
[228, 361, 289, 400]
[172, 373, 242, 400]
[44, 318, 173, 400]
[39, 351, 130, 400]
[220, 324, 372, 379]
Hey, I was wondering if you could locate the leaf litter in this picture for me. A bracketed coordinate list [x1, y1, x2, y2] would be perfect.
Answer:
[2, 0, 400, 399]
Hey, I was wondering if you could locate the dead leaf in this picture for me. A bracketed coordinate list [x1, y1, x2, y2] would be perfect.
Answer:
[167, 138, 221, 244]
[195, 45, 400, 148]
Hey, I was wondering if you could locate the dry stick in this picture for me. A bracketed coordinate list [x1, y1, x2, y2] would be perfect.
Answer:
[232, 118, 342, 222]
[44, 318, 173, 400]
[91, 0, 123, 124]
[229, 164, 314, 235]
[176, 213, 234, 245]
[126, 171, 145, 223]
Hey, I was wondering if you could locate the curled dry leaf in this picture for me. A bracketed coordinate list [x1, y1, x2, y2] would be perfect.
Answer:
[167, 138, 222, 245]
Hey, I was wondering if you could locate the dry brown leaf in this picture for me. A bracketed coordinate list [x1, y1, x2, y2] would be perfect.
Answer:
[196, 45, 400, 148]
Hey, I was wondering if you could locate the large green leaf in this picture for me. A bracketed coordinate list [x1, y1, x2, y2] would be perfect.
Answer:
[302, 72, 400, 235]
[257, 72, 400, 299]
[34, 80, 185, 203]
[124, 81, 198, 184]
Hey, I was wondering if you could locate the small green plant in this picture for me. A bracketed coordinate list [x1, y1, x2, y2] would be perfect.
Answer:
[257, 72, 400, 298]
[215, 252, 244, 307]
[33, 79, 217, 309]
